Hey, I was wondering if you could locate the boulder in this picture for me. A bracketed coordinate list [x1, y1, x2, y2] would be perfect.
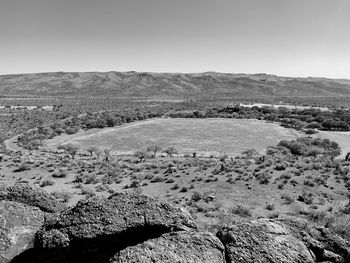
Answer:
[277, 217, 350, 263]
[0, 200, 45, 263]
[217, 218, 315, 263]
[19, 193, 198, 262]
[0, 183, 66, 213]
[111, 231, 225, 263]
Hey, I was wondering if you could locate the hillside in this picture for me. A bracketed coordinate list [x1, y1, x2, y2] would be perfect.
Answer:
[1, 71, 350, 98]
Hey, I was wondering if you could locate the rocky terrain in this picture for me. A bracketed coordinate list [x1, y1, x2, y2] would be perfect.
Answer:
[1, 183, 349, 263]
[1, 71, 350, 98]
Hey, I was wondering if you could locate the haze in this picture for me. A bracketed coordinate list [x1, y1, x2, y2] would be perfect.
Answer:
[1, 0, 350, 78]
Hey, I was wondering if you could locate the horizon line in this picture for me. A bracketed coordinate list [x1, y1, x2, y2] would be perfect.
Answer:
[1, 70, 349, 81]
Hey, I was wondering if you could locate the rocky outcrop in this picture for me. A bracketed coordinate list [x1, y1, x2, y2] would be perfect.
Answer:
[112, 231, 225, 263]
[0, 183, 66, 213]
[0, 201, 44, 263]
[217, 218, 314, 263]
[15, 192, 199, 262]
[217, 217, 350, 263]
[2, 183, 349, 263]
[277, 217, 350, 263]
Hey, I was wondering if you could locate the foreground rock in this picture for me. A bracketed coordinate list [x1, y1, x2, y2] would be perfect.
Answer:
[16, 192, 199, 262]
[0, 183, 66, 213]
[2, 183, 349, 263]
[0, 201, 45, 263]
[279, 217, 350, 263]
[112, 231, 225, 263]
[217, 217, 350, 263]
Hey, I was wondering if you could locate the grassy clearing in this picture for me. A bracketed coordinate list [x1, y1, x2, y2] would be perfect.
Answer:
[46, 118, 299, 156]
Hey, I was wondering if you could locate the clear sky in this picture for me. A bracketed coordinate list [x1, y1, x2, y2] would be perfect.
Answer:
[1, 0, 350, 78]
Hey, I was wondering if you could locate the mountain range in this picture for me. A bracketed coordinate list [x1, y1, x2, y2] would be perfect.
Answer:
[1, 71, 350, 97]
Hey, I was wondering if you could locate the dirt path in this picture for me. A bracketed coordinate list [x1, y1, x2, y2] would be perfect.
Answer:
[4, 135, 28, 152]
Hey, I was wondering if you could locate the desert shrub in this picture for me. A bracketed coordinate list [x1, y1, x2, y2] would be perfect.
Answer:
[279, 172, 292, 181]
[308, 210, 327, 222]
[40, 179, 55, 187]
[171, 184, 179, 190]
[150, 176, 165, 183]
[268, 212, 279, 219]
[256, 172, 272, 184]
[52, 191, 73, 203]
[129, 180, 140, 188]
[281, 194, 294, 204]
[95, 184, 110, 192]
[13, 163, 31, 172]
[230, 205, 252, 217]
[81, 187, 96, 197]
[84, 174, 99, 184]
[165, 178, 175, 183]
[87, 145, 102, 158]
[265, 203, 275, 211]
[297, 192, 314, 204]
[180, 186, 188, 193]
[191, 192, 202, 202]
[275, 163, 287, 171]
[289, 179, 298, 186]
[303, 179, 315, 187]
[52, 168, 67, 178]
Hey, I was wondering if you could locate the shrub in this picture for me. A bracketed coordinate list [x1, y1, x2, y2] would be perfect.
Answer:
[165, 178, 175, 183]
[171, 184, 179, 190]
[265, 203, 275, 211]
[52, 191, 73, 203]
[52, 168, 67, 178]
[191, 192, 202, 202]
[13, 163, 31, 172]
[180, 186, 188, 193]
[40, 179, 55, 187]
[281, 194, 294, 204]
[150, 176, 165, 183]
[230, 205, 252, 217]
[81, 187, 96, 197]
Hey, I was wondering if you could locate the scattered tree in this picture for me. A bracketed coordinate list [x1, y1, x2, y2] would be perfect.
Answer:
[147, 145, 161, 157]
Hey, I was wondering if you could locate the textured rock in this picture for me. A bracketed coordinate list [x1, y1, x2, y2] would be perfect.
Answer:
[0, 183, 66, 213]
[0, 200, 45, 263]
[277, 217, 350, 263]
[217, 218, 314, 263]
[111, 231, 225, 263]
[20, 193, 198, 262]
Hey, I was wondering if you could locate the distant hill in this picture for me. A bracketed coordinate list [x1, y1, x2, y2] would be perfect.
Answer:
[1, 71, 350, 98]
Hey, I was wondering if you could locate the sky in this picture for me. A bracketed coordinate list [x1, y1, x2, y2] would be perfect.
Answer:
[0, 0, 350, 78]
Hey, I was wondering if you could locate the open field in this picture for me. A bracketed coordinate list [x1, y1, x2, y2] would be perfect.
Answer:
[45, 118, 300, 156]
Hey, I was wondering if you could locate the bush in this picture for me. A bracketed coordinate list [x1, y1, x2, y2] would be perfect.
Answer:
[265, 203, 275, 211]
[230, 205, 252, 217]
[52, 191, 73, 203]
[180, 186, 188, 193]
[52, 169, 67, 178]
[150, 176, 165, 183]
[40, 179, 55, 187]
[13, 163, 31, 172]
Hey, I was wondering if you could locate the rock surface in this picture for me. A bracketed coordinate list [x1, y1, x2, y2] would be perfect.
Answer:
[18, 192, 198, 262]
[278, 217, 350, 263]
[111, 231, 225, 263]
[217, 218, 314, 263]
[0, 200, 44, 263]
[2, 183, 350, 263]
[0, 183, 66, 213]
[217, 217, 350, 263]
